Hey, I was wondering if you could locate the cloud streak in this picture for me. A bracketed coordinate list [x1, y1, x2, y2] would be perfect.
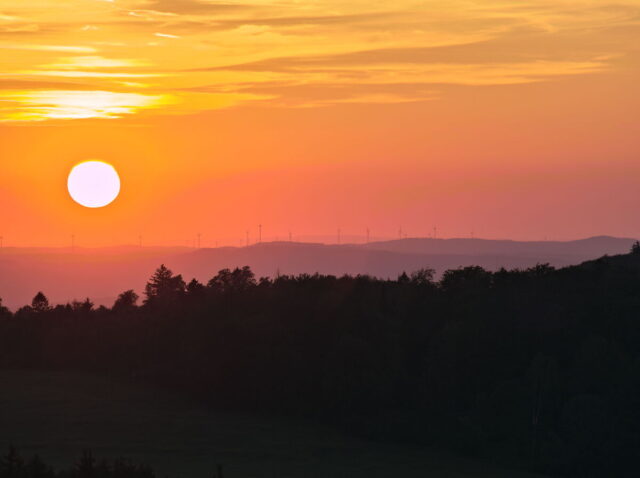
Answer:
[0, 90, 171, 121]
[0, 0, 637, 120]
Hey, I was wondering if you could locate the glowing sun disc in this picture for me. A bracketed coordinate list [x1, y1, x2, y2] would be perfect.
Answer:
[68, 161, 121, 208]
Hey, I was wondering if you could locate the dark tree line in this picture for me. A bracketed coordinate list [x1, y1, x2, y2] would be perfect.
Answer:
[2, 252, 640, 477]
[0, 446, 154, 478]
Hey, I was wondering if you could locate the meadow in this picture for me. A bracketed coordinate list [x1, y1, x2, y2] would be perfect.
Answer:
[0, 370, 543, 478]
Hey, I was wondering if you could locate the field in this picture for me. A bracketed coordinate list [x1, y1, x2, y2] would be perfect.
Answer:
[0, 370, 544, 478]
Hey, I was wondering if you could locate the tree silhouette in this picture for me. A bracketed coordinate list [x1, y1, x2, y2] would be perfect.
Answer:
[75, 450, 95, 478]
[31, 292, 50, 313]
[631, 240, 640, 255]
[410, 267, 435, 285]
[26, 455, 54, 478]
[397, 271, 410, 283]
[143, 265, 185, 307]
[207, 266, 256, 293]
[112, 290, 139, 312]
[0, 298, 10, 319]
[71, 298, 94, 313]
[0, 447, 154, 478]
[0, 445, 25, 478]
[440, 265, 492, 293]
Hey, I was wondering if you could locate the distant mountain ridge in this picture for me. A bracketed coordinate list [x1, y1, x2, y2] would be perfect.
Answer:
[0, 236, 635, 310]
[363, 235, 635, 256]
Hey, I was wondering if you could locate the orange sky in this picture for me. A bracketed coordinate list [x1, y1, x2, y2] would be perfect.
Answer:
[1, 0, 639, 247]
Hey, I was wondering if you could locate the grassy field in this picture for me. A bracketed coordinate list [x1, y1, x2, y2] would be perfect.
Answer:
[0, 370, 545, 478]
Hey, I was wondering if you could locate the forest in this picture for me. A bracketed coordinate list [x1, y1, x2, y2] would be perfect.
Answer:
[1, 247, 640, 477]
[0, 446, 157, 478]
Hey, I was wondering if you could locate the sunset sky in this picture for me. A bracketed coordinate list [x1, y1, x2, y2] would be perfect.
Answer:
[1, 0, 639, 246]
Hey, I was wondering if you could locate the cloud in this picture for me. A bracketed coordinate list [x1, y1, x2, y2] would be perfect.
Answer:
[1, 0, 637, 120]
[213, 81, 439, 107]
[0, 79, 98, 90]
[0, 23, 41, 34]
[196, 30, 614, 74]
[0, 43, 97, 53]
[43, 56, 151, 69]
[178, 23, 614, 107]
[0, 90, 172, 122]
[141, 0, 255, 15]
[212, 11, 403, 29]
[154, 32, 181, 38]
[18, 70, 162, 79]
[184, 54, 606, 107]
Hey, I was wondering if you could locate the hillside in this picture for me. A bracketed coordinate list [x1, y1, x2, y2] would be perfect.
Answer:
[0, 236, 635, 310]
[2, 251, 639, 476]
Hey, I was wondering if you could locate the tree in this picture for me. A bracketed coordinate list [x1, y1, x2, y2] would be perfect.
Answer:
[143, 265, 186, 306]
[31, 292, 51, 313]
[75, 450, 95, 478]
[0, 445, 25, 478]
[186, 278, 206, 297]
[440, 266, 491, 293]
[631, 241, 640, 255]
[0, 298, 11, 320]
[1, 451, 156, 478]
[410, 268, 436, 286]
[26, 455, 54, 478]
[207, 266, 256, 293]
[112, 290, 139, 312]
[397, 271, 410, 283]
[71, 298, 94, 313]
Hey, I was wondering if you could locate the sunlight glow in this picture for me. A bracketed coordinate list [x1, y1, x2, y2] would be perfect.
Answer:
[0, 90, 171, 121]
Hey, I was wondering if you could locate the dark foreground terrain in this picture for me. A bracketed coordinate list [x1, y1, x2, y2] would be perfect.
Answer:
[2, 246, 640, 477]
[0, 371, 542, 478]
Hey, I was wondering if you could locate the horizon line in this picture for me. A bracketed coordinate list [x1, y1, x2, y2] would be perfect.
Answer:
[0, 234, 636, 252]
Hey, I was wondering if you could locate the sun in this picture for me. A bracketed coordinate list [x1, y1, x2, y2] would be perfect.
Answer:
[67, 160, 121, 208]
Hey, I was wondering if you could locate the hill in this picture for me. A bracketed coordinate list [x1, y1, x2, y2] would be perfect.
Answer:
[0, 236, 635, 310]
[2, 251, 640, 476]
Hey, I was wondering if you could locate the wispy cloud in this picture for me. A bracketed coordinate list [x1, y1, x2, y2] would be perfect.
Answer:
[1, 0, 637, 120]
[43, 56, 151, 69]
[154, 32, 180, 38]
[17, 70, 163, 79]
[0, 79, 97, 90]
[0, 43, 97, 53]
[0, 90, 172, 122]
[141, 0, 255, 15]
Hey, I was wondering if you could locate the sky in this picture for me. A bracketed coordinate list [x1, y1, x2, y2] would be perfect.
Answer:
[0, 0, 639, 247]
